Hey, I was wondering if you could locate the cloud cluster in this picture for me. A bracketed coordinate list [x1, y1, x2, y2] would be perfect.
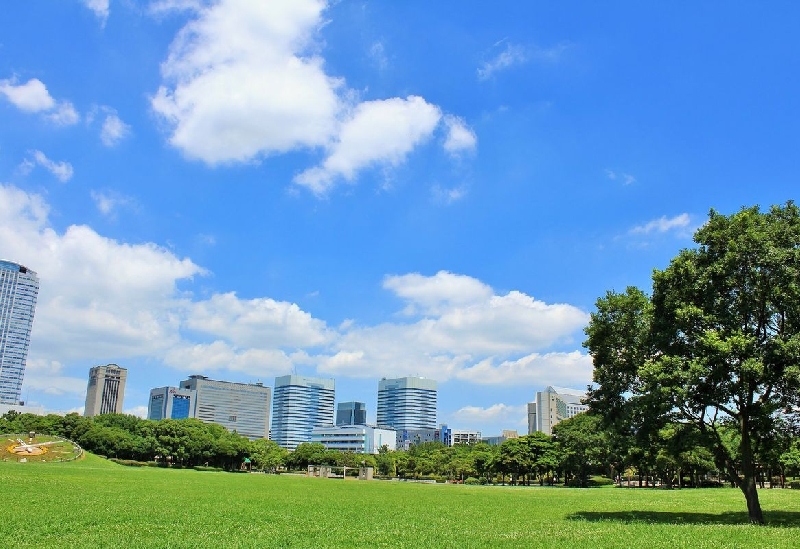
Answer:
[82, 0, 110, 25]
[151, 0, 476, 194]
[2, 185, 591, 403]
[0, 77, 79, 125]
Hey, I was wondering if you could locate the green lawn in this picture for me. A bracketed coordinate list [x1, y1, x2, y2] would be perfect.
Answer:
[1, 455, 798, 548]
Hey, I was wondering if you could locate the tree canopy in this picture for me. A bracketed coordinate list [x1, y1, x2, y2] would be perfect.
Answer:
[585, 202, 800, 524]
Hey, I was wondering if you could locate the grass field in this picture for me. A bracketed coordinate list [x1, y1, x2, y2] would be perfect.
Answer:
[1, 455, 799, 548]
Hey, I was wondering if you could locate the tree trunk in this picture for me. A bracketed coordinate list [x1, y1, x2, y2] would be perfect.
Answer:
[739, 419, 765, 525]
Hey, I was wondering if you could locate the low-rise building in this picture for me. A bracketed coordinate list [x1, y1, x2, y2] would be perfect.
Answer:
[311, 424, 396, 454]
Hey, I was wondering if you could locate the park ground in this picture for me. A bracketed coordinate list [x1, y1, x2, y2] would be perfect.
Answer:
[1, 454, 798, 548]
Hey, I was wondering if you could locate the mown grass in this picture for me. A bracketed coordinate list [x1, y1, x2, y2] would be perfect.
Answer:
[1, 455, 798, 548]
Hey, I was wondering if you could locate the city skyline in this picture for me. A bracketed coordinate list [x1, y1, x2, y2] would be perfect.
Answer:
[3, 2, 800, 436]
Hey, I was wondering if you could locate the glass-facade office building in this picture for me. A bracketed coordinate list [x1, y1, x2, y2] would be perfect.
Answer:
[148, 386, 196, 420]
[0, 260, 39, 405]
[271, 374, 335, 451]
[179, 375, 271, 440]
[377, 376, 437, 431]
[336, 401, 367, 426]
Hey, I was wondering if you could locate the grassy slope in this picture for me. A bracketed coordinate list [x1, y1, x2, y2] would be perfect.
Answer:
[1, 456, 798, 548]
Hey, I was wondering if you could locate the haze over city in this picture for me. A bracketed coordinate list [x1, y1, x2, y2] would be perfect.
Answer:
[2, 1, 799, 436]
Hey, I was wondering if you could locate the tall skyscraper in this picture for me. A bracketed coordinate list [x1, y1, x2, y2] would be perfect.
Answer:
[376, 376, 437, 431]
[148, 386, 196, 420]
[179, 375, 271, 440]
[336, 401, 367, 426]
[527, 386, 589, 436]
[271, 374, 335, 451]
[0, 260, 39, 405]
[84, 364, 127, 416]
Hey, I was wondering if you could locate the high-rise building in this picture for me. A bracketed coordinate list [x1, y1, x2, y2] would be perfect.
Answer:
[271, 374, 335, 451]
[336, 401, 367, 426]
[179, 375, 271, 440]
[311, 424, 396, 454]
[376, 376, 437, 431]
[84, 364, 127, 416]
[0, 260, 39, 405]
[527, 386, 589, 436]
[148, 386, 196, 420]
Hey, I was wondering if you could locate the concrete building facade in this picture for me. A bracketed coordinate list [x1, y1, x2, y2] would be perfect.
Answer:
[179, 375, 271, 440]
[0, 260, 39, 405]
[84, 364, 127, 417]
[270, 374, 335, 450]
[527, 386, 589, 436]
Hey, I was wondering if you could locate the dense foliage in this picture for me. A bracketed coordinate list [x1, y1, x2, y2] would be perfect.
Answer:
[584, 203, 800, 524]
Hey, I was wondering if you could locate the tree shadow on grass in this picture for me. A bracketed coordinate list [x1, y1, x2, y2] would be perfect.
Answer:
[567, 511, 800, 528]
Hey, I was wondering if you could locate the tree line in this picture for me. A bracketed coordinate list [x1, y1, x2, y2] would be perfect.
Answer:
[5, 409, 799, 486]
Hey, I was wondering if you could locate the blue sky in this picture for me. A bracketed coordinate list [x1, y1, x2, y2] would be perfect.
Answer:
[2, 1, 799, 436]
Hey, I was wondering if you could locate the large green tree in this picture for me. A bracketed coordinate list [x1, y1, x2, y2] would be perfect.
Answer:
[585, 203, 800, 524]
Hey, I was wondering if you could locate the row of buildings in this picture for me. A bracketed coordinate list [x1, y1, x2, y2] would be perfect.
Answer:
[87, 365, 587, 453]
[0, 259, 589, 453]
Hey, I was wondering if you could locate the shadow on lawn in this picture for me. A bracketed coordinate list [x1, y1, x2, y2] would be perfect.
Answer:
[567, 510, 800, 527]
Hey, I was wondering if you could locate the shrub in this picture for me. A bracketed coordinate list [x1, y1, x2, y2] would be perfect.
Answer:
[193, 465, 223, 472]
[789, 481, 800, 490]
[464, 477, 481, 485]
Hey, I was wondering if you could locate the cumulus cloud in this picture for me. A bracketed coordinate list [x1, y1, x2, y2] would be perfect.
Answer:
[151, 0, 341, 164]
[449, 403, 527, 431]
[152, 0, 472, 194]
[24, 150, 74, 182]
[0, 77, 79, 125]
[442, 115, 477, 156]
[100, 113, 132, 146]
[0, 78, 55, 111]
[629, 213, 691, 235]
[295, 96, 442, 194]
[82, 0, 110, 25]
[318, 271, 590, 385]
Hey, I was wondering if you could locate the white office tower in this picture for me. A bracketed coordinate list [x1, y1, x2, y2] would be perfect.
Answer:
[84, 364, 128, 416]
[271, 374, 335, 451]
[179, 375, 271, 440]
[0, 260, 39, 405]
[527, 386, 589, 436]
[376, 376, 437, 430]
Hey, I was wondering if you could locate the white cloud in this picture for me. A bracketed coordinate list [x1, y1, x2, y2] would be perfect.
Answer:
[151, 0, 342, 164]
[449, 403, 527, 431]
[295, 96, 442, 194]
[606, 169, 636, 185]
[82, 0, 110, 25]
[369, 41, 388, 70]
[442, 115, 477, 155]
[630, 213, 691, 235]
[148, 0, 205, 16]
[124, 405, 149, 418]
[3, 186, 591, 398]
[0, 77, 79, 125]
[152, 0, 471, 194]
[478, 42, 527, 81]
[477, 41, 569, 81]
[318, 272, 590, 385]
[185, 292, 333, 348]
[432, 184, 467, 204]
[28, 150, 74, 182]
[100, 113, 131, 146]
[0, 78, 55, 111]
[90, 190, 135, 217]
